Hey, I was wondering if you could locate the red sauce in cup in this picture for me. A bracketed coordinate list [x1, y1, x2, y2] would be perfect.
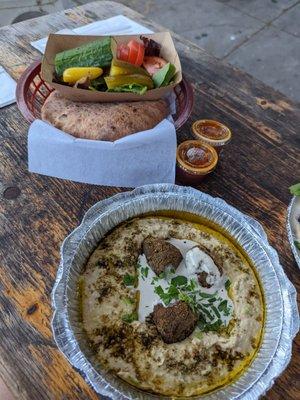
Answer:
[176, 140, 218, 185]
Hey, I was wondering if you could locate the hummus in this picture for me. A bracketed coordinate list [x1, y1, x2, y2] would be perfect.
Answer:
[80, 216, 264, 396]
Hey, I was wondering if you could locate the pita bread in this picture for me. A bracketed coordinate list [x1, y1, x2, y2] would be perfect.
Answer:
[41, 91, 169, 141]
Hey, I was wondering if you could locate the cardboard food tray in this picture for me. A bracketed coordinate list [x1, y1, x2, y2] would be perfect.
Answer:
[41, 32, 182, 102]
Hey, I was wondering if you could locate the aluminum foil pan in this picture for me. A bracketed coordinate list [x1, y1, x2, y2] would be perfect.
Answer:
[52, 184, 299, 400]
[287, 196, 300, 268]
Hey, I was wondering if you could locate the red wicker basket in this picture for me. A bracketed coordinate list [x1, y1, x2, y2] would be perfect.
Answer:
[16, 60, 194, 130]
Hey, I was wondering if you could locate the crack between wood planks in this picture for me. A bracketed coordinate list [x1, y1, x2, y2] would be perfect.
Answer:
[77, 187, 92, 224]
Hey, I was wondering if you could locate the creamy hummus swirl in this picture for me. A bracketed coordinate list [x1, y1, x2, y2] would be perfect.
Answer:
[80, 216, 264, 397]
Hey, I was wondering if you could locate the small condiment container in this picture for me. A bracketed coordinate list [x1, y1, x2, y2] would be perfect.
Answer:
[176, 140, 218, 185]
[191, 119, 232, 154]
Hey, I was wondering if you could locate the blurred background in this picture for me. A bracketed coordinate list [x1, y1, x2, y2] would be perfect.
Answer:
[0, 0, 299, 102]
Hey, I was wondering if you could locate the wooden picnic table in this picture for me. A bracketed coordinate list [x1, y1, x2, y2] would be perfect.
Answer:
[0, 1, 299, 399]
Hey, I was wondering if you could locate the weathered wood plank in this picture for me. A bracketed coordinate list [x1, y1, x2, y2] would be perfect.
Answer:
[0, 1, 299, 399]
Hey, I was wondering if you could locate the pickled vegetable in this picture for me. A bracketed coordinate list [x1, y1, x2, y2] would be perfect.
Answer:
[63, 67, 103, 84]
[104, 74, 154, 90]
[55, 37, 112, 76]
[110, 59, 149, 76]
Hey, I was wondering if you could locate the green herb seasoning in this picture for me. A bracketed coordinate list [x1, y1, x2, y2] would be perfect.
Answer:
[122, 312, 138, 323]
[171, 275, 188, 287]
[140, 266, 149, 280]
[151, 274, 234, 333]
[194, 330, 204, 340]
[225, 279, 231, 290]
[211, 305, 221, 319]
[198, 291, 216, 299]
[123, 297, 135, 305]
[123, 273, 136, 287]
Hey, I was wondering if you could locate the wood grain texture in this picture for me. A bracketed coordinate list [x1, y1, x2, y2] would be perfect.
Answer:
[0, 1, 299, 399]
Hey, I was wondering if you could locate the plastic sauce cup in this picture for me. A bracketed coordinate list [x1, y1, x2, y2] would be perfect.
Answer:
[176, 140, 218, 186]
[191, 119, 232, 154]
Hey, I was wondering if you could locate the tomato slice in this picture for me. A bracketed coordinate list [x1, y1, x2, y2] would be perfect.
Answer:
[143, 56, 167, 75]
[117, 44, 130, 62]
[135, 43, 145, 67]
[128, 42, 139, 65]
[117, 40, 145, 66]
[127, 40, 145, 66]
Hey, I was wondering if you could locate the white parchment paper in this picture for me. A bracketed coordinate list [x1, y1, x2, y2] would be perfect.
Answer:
[28, 119, 177, 187]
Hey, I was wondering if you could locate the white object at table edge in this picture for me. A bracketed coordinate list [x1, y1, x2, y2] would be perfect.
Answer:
[30, 15, 153, 53]
[0, 66, 16, 108]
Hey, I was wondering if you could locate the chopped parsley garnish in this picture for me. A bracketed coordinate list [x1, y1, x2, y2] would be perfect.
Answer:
[186, 278, 197, 291]
[218, 300, 228, 312]
[151, 272, 165, 284]
[151, 274, 233, 333]
[154, 284, 179, 305]
[198, 291, 216, 298]
[225, 279, 231, 290]
[158, 271, 166, 279]
[198, 318, 222, 332]
[122, 312, 138, 323]
[123, 297, 135, 305]
[123, 273, 136, 286]
[171, 275, 187, 287]
[211, 305, 221, 319]
[294, 240, 300, 250]
[208, 297, 217, 303]
[194, 331, 203, 340]
[178, 291, 192, 304]
[289, 183, 300, 196]
[154, 285, 166, 298]
[205, 319, 223, 332]
[198, 304, 214, 320]
[197, 318, 207, 331]
[217, 299, 231, 316]
[140, 266, 149, 280]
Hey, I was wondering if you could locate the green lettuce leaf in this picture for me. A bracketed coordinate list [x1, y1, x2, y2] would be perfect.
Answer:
[107, 83, 148, 94]
[289, 183, 300, 196]
[152, 62, 176, 88]
[89, 76, 107, 91]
